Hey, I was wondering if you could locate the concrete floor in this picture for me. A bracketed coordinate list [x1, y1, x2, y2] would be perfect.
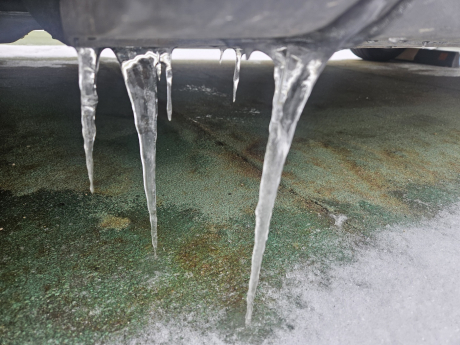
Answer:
[1, 55, 460, 344]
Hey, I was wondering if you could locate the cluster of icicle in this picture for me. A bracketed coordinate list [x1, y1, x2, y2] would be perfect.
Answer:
[77, 48, 172, 257]
[75, 0, 410, 325]
[76, 47, 242, 257]
[76, 45, 330, 325]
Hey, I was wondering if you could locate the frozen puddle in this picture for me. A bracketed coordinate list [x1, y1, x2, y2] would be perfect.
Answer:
[111, 203, 460, 344]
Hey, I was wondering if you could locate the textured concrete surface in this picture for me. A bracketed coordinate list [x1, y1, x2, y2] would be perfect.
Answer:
[1, 55, 460, 344]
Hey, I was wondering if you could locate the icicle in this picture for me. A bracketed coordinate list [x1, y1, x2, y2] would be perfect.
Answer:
[160, 51, 173, 121]
[156, 61, 162, 81]
[219, 48, 225, 64]
[245, 46, 332, 325]
[77, 47, 101, 194]
[115, 48, 160, 256]
[241, 0, 414, 324]
[243, 47, 254, 61]
[233, 48, 242, 102]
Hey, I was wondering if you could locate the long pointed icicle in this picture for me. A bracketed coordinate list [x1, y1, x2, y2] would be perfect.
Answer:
[245, 46, 332, 325]
[77, 47, 101, 194]
[233, 48, 242, 102]
[160, 51, 173, 121]
[116, 49, 160, 256]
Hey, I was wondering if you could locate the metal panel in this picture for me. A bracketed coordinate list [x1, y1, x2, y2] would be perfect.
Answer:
[53, 0, 460, 48]
[60, 0, 362, 46]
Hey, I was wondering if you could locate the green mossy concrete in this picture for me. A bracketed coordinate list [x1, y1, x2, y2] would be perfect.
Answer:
[1, 57, 460, 343]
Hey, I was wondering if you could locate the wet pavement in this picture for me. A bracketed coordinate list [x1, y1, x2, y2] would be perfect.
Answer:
[1, 55, 460, 344]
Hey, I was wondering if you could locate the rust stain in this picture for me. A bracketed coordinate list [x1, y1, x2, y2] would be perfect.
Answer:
[219, 150, 261, 179]
[297, 197, 332, 219]
[99, 215, 130, 230]
[309, 156, 326, 168]
[281, 170, 296, 180]
[309, 140, 410, 212]
[376, 147, 439, 185]
[229, 131, 247, 142]
[243, 138, 266, 162]
[242, 205, 255, 215]
[317, 140, 352, 156]
[175, 228, 250, 307]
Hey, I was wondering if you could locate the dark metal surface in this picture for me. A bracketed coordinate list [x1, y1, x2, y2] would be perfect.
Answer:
[59, 0, 362, 45]
[56, 0, 460, 49]
[358, 0, 460, 47]
[0, 0, 28, 12]
[1, 0, 459, 48]
[22, 0, 68, 44]
[0, 11, 41, 43]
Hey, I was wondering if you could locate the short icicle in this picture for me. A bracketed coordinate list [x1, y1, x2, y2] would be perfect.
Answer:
[233, 48, 242, 102]
[160, 51, 173, 121]
[77, 47, 102, 194]
[115, 48, 160, 256]
[219, 48, 225, 64]
[245, 45, 332, 325]
[243, 47, 254, 61]
[244, 0, 413, 324]
[156, 62, 162, 81]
